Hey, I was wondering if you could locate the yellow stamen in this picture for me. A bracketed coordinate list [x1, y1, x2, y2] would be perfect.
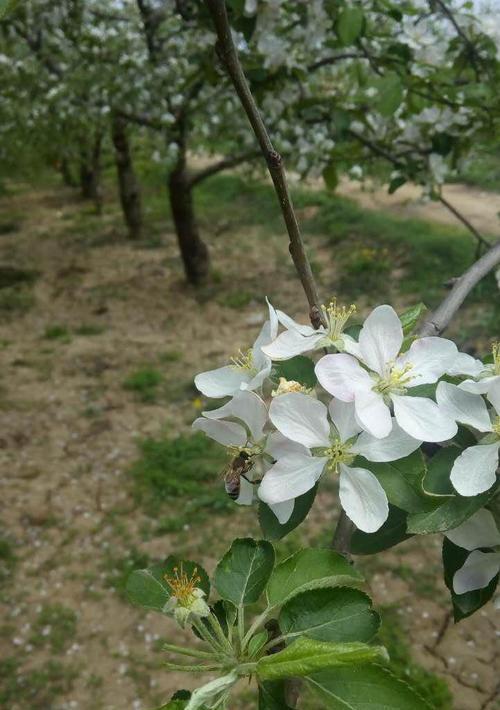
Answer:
[272, 377, 312, 397]
[230, 348, 257, 374]
[492, 342, 500, 375]
[373, 361, 415, 395]
[492, 417, 500, 437]
[322, 298, 356, 343]
[323, 439, 354, 472]
[165, 564, 201, 607]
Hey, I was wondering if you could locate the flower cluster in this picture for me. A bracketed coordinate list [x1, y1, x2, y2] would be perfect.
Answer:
[193, 299, 499, 594]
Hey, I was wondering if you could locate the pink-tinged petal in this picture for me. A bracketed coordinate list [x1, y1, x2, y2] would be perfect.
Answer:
[352, 420, 421, 462]
[436, 382, 491, 432]
[258, 454, 327, 505]
[453, 550, 500, 594]
[269, 499, 295, 524]
[261, 330, 324, 360]
[354, 389, 392, 439]
[445, 509, 500, 551]
[392, 394, 457, 442]
[358, 305, 403, 376]
[203, 390, 268, 442]
[447, 351, 485, 378]
[195, 365, 248, 398]
[269, 392, 330, 448]
[488, 379, 500, 415]
[328, 399, 362, 442]
[339, 464, 389, 533]
[264, 431, 310, 460]
[398, 336, 457, 386]
[315, 353, 372, 402]
[192, 418, 247, 447]
[450, 442, 500, 496]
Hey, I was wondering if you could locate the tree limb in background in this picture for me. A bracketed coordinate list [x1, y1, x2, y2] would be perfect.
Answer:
[204, 0, 325, 325]
[189, 149, 261, 188]
[420, 240, 500, 337]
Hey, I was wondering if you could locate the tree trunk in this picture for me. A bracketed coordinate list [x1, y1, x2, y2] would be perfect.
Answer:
[168, 167, 210, 284]
[111, 115, 143, 240]
[60, 157, 77, 187]
[79, 132, 103, 213]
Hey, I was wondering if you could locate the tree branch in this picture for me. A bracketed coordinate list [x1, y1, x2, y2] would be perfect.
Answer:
[308, 52, 364, 71]
[419, 240, 500, 337]
[437, 193, 491, 249]
[204, 0, 324, 324]
[188, 149, 261, 187]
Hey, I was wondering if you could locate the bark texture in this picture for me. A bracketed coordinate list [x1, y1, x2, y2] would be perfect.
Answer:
[111, 116, 143, 240]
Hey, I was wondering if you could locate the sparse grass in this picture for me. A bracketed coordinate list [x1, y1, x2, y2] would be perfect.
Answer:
[0, 657, 77, 709]
[377, 606, 453, 709]
[101, 547, 151, 600]
[30, 603, 78, 653]
[74, 323, 106, 336]
[130, 432, 231, 523]
[123, 366, 163, 403]
[43, 325, 71, 342]
[0, 534, 16, 587]
[219, 289, 254, 309]
[0, 285, 34, 319]
[158, 350, 182, 364]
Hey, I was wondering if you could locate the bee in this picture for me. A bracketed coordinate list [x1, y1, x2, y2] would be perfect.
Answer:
[223, 451, 256, 501]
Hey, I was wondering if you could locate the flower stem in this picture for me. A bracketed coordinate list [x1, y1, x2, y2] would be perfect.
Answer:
[162, 643, 218, 660]
[241, 608, 271, 651]
[164, 661, 223, 673]
[192, 618, 226, 654]
[237, 605, 245, 653]
[207, 612, 234, 655]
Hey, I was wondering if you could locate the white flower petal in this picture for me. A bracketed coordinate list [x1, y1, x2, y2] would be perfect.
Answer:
[358, 305, 403, 376]
[339, 464, 389, 533]
[447, 351, 484, 378]
[392, 394, 457, 442]
[453, 550, 500, 594]
[328, 399, 362, 442]
[266, 298, 279, 340]
[341, 333, 363, 359]
[450, 442, 500, 496]
[445, 509, 500, 551]
[235, 475, 255, 506]
[398, 336, 457, 386]
[352, 420, 421, 462]
[269, 498, 295, 524]
[487, 379, 500, 415]
[192, 418, 247, 447]
[264, 431, 310, 460]
[354, 389, 392, 439]
[459, 376, 499, 395]
[436, 382, 492, 432]
[252, 321, 273, 371]
[261, 329, 324, 360]
[195, 366, 248, 398]
[241, 362, 271, 392]
[258, 454, 327, 504]
[269, 392, 330, 448]
[315, 353, 372, 401]
[203, 390, 268, 442]
[276, 309, 317, 336]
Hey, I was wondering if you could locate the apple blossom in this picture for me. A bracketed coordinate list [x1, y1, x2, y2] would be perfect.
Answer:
[163, 564, 210, 628]
[315, 305, 459, 441]
[258, 392, 421, 532]
[436, 380, 500, 496]
[448, 342, 500, 395]
[195, 301, 278, 398]
[445, 509, 500, 595]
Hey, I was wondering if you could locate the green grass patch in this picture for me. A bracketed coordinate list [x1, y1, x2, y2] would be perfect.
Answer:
[102, 547, 151, 600]
[43, 325, 71, 342]
[0, 658, 77, 709]
[0, 285, 34, 320]
[130, 432, 231, 524]
[124, 367, 163, 403]
[30, 604, 77, 653]
[0, 534, 16, 587]
[74, 323, 106, 336]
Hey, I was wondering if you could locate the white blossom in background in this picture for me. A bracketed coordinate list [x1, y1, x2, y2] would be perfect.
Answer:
[445, 509, 500, 594]
[315, 305, 458, 441]
[195, 301, 278, 398]
[448, 342, 500, 394]
[258, 392, 421, 532]
[436, 380, 500, 496]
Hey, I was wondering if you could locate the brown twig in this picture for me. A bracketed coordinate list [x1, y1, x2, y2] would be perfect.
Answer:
[189, 149, 261, 187]
[204, 0, 325, 326]
[437, 193, 491, 251]
[419, 240, 500, 336]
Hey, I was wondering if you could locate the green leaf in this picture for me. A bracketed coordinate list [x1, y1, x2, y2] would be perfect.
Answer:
[273, 356, 317, 389]
[308, 664, 432, 709]
[259, 486, 317, 540]
[422, 447, 457, 497]
[357, 451, 434, 514]
[267, 548, 363, 608]
[126, 557, 209, 613]
[442, 538, 499, 622]
[337, 6, 364, 45]
[257, 638, 387, 681]
[279, 587, 380, 643]
[351, 505, 412, 555]
[374, 73, 403, 116]
[323, 162, 338, 191]
[407, 485, 498, 534]
[248, 630, 269, 658]
[0, 0, 21, 19]
[214, 538, 275, 606]
[258, 680, 294, 709]
[398, 303, 427, 335]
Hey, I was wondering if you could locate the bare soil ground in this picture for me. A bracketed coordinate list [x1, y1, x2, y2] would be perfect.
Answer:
[0, 182, 498, 710]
